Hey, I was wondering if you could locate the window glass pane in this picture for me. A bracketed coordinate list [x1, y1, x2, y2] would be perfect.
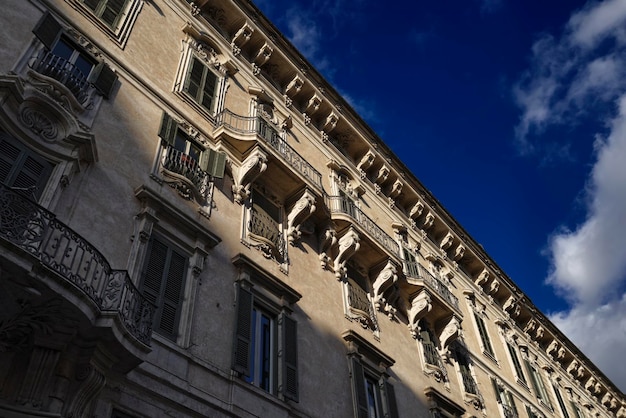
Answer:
[83, 0, 101, 12]
[73, 53, 95, 77]
[365, 378, 379, 418]
[52, 38, 74, 60]
[101, 0, 127, 26]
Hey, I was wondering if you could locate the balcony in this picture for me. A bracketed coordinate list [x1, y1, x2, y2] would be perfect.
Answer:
[327, 194, 400, 259]
[346, 279, 378, 330]
[214, 109, 323, 191]
[247, 206, 285, 260]
[0, 184, 154, 348]
[404, 259, 460, 313]
[160, 145, 211, 204]
[30, 50, 91, 105]
[502, 404, 518, 418]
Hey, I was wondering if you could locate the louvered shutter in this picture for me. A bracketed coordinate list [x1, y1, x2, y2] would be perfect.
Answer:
[0, 134, 52, 200]
[89, 62, 117, 98]
[158, 112, 177, 145]
[233, 284, 253, 375]
[141, 238, 168, 320]
[506, 391, 518, 416]
[101, 0, 128, 27]
[525, 360, 541, 399]
[553, 383, 570, 418]
[201, 148, 226, 178]
[508, 343, 527, 384]
[382, 379, 399, 418]
[159, 248, 187, 338]
[33, 12, 63, 50]
[184, 57, 204, 102]
[281, 313, 298, 402]
[491, 378, 502, 403]
[201, 70, 217, 111]
[350, 357, 368, 418]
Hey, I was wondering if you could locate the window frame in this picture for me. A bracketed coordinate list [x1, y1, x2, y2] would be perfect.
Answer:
[492, 378, 519, 418]
[524, 359, 552, 409]
[82, 0, 130, 30]
[506, 341, 528, 387]
[473, 311, 496, 359]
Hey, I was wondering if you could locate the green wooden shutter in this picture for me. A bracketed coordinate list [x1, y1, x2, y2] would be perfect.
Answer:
[201, 70, 217, 111]
[158, 112, 178, 145]
[350, 357, 368, 418]
[507, 343, 527, 384]
[89, 61, 117, 98]
[159, 248, 187, 338]
[184, 57, 204, 101]
[491, 378, 502, 403]
[33, 12, 63, 50]
[281, 313, 298, 402]
[525, 360, 541, 399]
[0, 134, 52, 200]
[141, 237, 168, 320]
[382, 379, 399, 418]
[201, 148, 226, 178]
[475, 313, 494, 356]
[233, 284, 253, 375]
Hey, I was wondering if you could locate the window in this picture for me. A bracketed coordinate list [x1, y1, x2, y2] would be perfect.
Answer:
[474, 312, 495, 358]
[246, 188, 285, 260]
[525, 360, 552, 408]
[569, 401, 584, 418]
[139, 235, 188, 341]
[0, 133, 53, 201]
[231, 257, 300, 401]
[344, 264, 378, 331]
[402, 246, 421, 278]
[507, 342, 527, 386]
[552, 383, 570, 418]
[525, 405, 544, 418]
[453, 345, 478, 395]
[31, 12, 117, 102]
[82, 0, 129, 29]
[424, 386, 466, 417]
[183, 56, 218, 114]
[492, 379, 519, 418]
[419, 321, 447, 383]
[344, 331, 398, 418]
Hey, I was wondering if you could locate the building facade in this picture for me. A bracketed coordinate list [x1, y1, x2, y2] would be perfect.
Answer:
[0, 1, 624, 417]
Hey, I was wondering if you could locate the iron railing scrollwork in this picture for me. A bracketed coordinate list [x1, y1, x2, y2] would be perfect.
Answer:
[460, 366, 479, 395]
[423, 269, 460, 311]
[30, 50, 91, 105]
[214, 109, 323, 189]
[161, 145, 210, 203]
[326, 195, 400, 257]
[0, 184, 154, 345]
[347, 279, 378, 331]
[248, 207, 285, 259]
[502, 404, 518, 418]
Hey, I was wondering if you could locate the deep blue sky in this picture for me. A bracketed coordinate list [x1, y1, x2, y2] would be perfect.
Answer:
[252, 0, 626, 392]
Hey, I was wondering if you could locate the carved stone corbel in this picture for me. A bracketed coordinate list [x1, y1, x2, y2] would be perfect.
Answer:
[253, 42, 273, 67]
[535, 325, 544, 340]
[557, 346, 566, 360]
[334, 228, 360, 280]
[319, 226, 337, 269]
[371, 260, 398, 317]
[375, 165, 390, 185]
[524, 318, 536, 335]
[585, 377, 597, 393]
[410, 201, 424, 221]
[232, 148, 268, 204]
[453, 244, 465, 261]
[286, 189, 316, 245]
[357, 149, 376, 176]
[546, 340, 559, 358]
[231, 22, 254, 55]
[422, 211, 435, 230]
[285, 75, 304, 97]
[438, 315, 461, 359]
[440, 232, 454, 251]
[567, 360, 580, 377]
[408, 290, 432, 338]
[305, 94, 322, 115]
[488, 279, 500, 296]
[388, 179, 403, 200]
[475, 268, 490, 287]
[322, 111, 339, 133]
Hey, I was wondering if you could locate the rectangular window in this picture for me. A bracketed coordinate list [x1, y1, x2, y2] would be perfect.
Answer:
[0, 133, 52, 200]
[350, 357, 398, 418]
[139, 235, 188, 341]
[83, 0, 129, 29]
[525, 360, 552, 408]
[492, 379, 519, 418]
[475, 312, 495, 357]
[570, 401, 583, 418]
[232, 282, 298, 401]
[183, 56, 218, 113]
[552, 384, 570, 418]
[525, 406, 542, 418]
[507, 342, 527, 385]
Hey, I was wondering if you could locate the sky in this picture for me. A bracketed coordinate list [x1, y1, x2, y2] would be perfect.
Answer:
[250, 0, 626, 393]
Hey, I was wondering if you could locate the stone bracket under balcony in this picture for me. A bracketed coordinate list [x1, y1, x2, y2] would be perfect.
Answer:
[232, 147, 268, 204]
[286, 188, 317, 246]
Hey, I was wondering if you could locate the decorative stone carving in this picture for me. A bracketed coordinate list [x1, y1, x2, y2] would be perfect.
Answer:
[557, 346, 566, 360]
[438, 315, 461, 359]
[232, 148, 268, 204]
[20, 106, 59, 141]
[371, 260, 398, 318]
[357, 149, 376, 175]
[408, 290, 432, 338]
[422, 212, 435, 230]
[285, 75, 304, 97]
[535, 326, 544, 340]
[567, 360, 580, 377]
[319, 226, 337, 269]
[388, 179, 403, 200]
[585, 377, 597, 393]
[453, 244, 465, 261]
[375, 165, 390, 185]
[253, 42, 273, 67]
[440, 232, 454, 251]
[323, 111, 339, 133]
[475, 268, 490, 287]
[524, 318, 536, 335]
[334, 228, 360, 280]
[231, 22, 253, 55]
[409, 201, 424, 221]
[488, 279, 500, 296]
[286, 189, 316, 245]
[305, 94, 322, 115]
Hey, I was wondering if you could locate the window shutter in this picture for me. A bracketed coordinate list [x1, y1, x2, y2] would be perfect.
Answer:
[89, 61, 117, 99]
[201, 148, 226, 178]
[101, 0, 128, 28]
[506, 391, 518, 416]
[159, 248, 187, 338]
[0, 134, 52, 200]
[233, 284, 253, 375]
[553, 384, 570, 418]
[350, 357, 368, 418]
[382, 379, 399, 418]
[184, 57, 204, 101]
[525, 360, 541, 399]
[491, 378, 502, 403]
[158, 112, 177, 145]
[508, 343, 526, 384]
[33, 12, 63, 50]
[201, 70, 217, 111]
[141, 238, 168, 323]
[526, 405, 533, 418]
[281, 313, 298, 402]
[83, 0, 102, 12]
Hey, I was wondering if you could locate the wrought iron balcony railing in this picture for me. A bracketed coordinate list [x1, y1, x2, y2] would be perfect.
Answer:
[460, 367, 479, 395]
[161, 145, 210, 203]
[214, 109, 323, 189]
[30, 50, 91, 105]
[326, 195, 400, 257]
[404, 259, 460, 312]
[0, 184, 154, 345]
[248, 207, 285, 259]
[502, 404, 518, 418]
[347, 279, 378, 330]
[423, 340, 447, 375]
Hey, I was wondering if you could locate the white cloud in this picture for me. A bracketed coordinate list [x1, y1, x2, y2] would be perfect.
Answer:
[514, 0, 626, 392]
[285, 9, 321, 59]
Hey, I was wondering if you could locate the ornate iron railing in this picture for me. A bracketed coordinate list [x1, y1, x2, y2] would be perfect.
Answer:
[460, 366, 479, 395]
[423, 340, 446, 375]
[326, 195, 400, 257]
[0, 184, 154, 345]
[424, 270, 460, 311]
[248, 207, 285, 258]
[502, 404, 518, 418]
[347, 279, 378, 330]
[30, 50, 91, 105]
[161, 145, 210, 203]
[214, 109, 323, 189]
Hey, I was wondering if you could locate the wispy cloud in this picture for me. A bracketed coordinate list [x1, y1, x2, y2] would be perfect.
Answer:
[514, 0, 626, 391]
